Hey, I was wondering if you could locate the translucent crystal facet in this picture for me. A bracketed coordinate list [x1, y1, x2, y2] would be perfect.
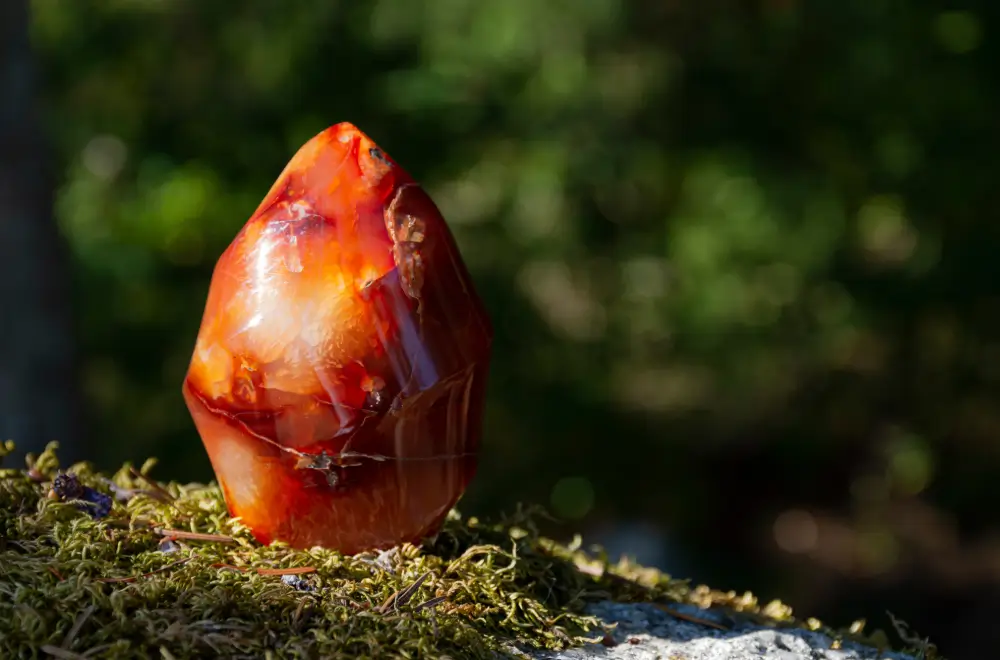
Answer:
[182, 123, 492, 553]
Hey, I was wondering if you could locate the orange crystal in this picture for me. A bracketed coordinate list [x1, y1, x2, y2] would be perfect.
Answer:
[182, 123, 492, 553]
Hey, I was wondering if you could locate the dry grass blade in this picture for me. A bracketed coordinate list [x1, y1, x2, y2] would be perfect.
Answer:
[154, 528, 234, 543]
[378, 571, 432, 613]
[128, 466, 175, 502]
[415, 595, 447, 611]
[95, 558, 191, 583]
[47, 566, 65, 581]
[394, 570, 433, 608]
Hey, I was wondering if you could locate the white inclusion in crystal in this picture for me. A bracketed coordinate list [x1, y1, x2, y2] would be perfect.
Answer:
[283, 235, 304, 273]
[227, 312, 267, 343]
[287, 200, 313, 222]
[280, 201, 319, 274]
[254, 229, 277, 283]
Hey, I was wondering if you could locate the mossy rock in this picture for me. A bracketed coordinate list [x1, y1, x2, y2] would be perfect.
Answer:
[0, 442, 937, 659]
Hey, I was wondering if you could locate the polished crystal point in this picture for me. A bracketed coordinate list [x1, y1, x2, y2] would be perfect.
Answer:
[182, 123, 492, 553]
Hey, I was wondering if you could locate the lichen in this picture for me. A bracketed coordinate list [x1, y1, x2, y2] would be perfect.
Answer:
[0, 442, 938, 659]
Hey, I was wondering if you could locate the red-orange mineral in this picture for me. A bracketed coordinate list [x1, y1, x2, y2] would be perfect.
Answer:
[182, 123, 492, 553]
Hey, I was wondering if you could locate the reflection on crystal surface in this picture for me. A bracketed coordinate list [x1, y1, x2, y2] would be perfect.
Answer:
[183, 123, 492, 553]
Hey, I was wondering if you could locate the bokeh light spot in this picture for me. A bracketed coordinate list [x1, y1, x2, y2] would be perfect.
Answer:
[889, 437, 933, 496]
[934, 11, 983, 54]
[857, 195, 917, 266]
[773, 509, 819, 554]
[551, 476, 595, 520]
[82, 135, 128, 181]
[858, 529, 899, 575]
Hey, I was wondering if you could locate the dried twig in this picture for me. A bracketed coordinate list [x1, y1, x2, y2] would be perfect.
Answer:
[257, 566, 316, 577]
[153, 528, 234, 543]
[653, 604, 730, 631]
[47, 565, 65, 581]
[95, 558, 191, 584]
[210, 563, 316, 577]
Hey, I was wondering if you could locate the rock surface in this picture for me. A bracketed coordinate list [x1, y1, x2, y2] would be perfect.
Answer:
[529, 602, 917, 660]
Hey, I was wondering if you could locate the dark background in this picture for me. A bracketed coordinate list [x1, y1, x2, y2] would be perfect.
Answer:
[3, 1, 999, 658]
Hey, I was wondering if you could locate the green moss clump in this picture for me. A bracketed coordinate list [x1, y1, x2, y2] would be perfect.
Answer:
[0, 442, 933, 659]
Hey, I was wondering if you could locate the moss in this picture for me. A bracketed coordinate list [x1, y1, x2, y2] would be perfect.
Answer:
[1, 442, 937, 659]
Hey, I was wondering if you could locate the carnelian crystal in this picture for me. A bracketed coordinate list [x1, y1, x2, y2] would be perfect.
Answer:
[182, 123, 492, 553]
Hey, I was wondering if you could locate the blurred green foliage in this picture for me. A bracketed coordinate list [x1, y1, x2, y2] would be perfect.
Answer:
[28, 1, 1000, 654]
